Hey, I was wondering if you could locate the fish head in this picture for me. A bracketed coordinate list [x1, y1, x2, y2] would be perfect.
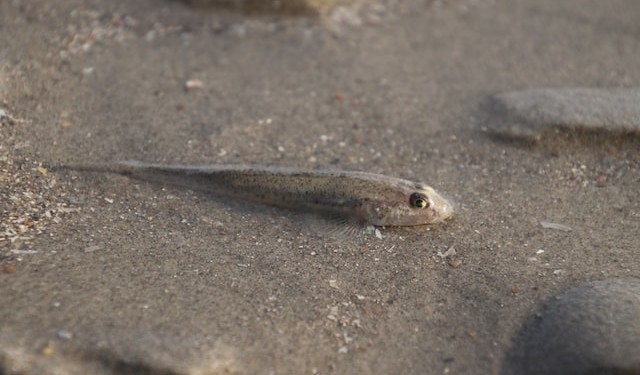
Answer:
[366, 183, 454, 227]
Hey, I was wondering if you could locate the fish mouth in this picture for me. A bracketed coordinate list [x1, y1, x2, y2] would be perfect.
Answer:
[438, 202, 454, 222]
[431, 194, 455, 223]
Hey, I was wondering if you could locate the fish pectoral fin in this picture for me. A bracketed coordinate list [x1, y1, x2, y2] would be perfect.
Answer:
[299, 211, 369, 239]
[324, 213, 368, 238]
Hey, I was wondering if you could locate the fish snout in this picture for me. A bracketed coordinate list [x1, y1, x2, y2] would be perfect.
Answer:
[430, 193, 454, 223]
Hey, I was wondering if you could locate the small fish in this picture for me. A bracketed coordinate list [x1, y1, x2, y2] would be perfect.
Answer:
[58, 161, 454, 228]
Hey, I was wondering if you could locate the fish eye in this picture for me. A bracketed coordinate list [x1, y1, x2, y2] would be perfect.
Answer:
[410, 192, 430, 209]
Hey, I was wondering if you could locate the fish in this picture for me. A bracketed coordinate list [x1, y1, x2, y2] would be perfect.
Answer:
[58, 161, 454, 228]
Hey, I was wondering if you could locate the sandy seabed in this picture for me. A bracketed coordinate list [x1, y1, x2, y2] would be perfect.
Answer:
[1, 0, 639, 374]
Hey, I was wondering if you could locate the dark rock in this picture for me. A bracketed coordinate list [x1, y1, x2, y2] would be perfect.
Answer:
[488, 88, 640, 139]
[502, 278, 640, 375]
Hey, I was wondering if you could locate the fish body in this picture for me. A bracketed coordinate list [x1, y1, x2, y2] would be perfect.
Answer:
[62, 161, 453, 227]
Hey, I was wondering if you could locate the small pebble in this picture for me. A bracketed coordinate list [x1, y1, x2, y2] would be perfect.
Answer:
[595, 175, 608, 187]
[2, 263, 15, 273]
[184, 79, 204, 91]
[540, 221, 572, 232]
[10, 249, 38, 255]
[60, 111, 73, 129]
[448, 258, 461, 268]
[84, 245, 102, 253]
[57, 330, 73, 340]
[437, 246, 456, 258]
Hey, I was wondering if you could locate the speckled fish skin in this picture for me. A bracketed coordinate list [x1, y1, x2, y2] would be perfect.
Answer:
[67, 161, 454, 227]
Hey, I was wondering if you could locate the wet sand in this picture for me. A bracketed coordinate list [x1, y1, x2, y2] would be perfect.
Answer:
[1, 0, 639, 373]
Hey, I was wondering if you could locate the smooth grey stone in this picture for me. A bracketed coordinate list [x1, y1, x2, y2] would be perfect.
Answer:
[489, 88, 640, 139]
[502, 278, 640, 375]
